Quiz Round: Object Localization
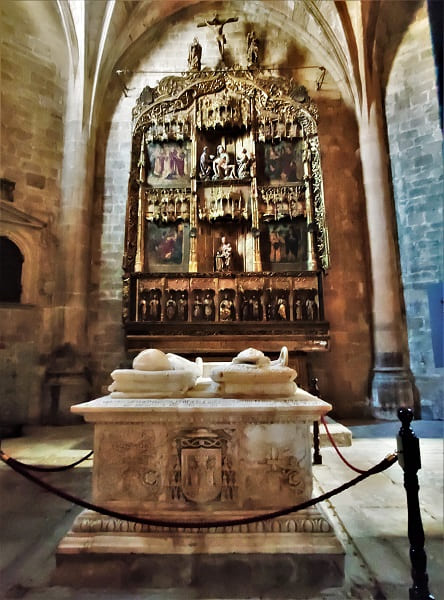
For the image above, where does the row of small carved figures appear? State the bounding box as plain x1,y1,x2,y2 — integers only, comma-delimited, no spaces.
142,123,305,145
144,121,191,143
144,187,306,223
145,194,190,222
138,289,319,322
196,96,251,132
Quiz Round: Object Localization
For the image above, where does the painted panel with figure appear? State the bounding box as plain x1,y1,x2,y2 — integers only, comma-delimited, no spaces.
263,141,304,184
260,219,308,271
147,142,191,187
145,222,190,272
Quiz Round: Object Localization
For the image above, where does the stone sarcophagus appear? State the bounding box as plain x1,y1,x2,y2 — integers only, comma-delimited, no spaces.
56,348,344,593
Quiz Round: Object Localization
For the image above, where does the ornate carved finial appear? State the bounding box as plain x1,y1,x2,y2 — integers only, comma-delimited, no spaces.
289,84,309,103
188,37,202,72
197,13,239,63
246,31,259,68
137,85,154,106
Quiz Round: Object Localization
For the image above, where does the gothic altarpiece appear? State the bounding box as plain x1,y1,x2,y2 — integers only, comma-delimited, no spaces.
123,54,330,362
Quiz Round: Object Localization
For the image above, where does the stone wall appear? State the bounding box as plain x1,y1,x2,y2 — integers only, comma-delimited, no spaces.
0,0,68,429
385,4,444,419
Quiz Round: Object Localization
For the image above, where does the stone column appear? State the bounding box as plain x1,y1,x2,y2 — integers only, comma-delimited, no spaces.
57,76,94,349
47,70,94,413
358,96,417,419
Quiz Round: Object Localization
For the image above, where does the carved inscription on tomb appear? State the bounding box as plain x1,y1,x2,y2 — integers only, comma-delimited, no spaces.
94,425,167,503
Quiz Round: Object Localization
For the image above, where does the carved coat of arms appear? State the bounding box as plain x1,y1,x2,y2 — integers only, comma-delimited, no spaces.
179,429,222,503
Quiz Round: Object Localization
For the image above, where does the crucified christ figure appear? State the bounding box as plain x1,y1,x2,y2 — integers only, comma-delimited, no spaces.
197,13,239,63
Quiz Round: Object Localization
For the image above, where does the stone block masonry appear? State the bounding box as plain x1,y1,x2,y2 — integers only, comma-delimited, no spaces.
386,5,444,419
0,0,69,428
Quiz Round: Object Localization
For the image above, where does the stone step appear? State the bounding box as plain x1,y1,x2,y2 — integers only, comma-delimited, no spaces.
311,418,352,447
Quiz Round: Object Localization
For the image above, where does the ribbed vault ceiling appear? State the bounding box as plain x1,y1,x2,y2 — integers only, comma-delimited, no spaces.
11,1,425,124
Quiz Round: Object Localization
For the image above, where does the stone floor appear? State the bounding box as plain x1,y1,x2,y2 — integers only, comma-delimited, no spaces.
0,419,442,600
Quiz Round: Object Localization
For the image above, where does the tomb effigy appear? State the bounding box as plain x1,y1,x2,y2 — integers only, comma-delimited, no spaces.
108,348,202,398
56,347,344,593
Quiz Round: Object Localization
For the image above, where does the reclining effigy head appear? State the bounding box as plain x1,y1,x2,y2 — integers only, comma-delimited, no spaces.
210,346,297,398
108,349,201,398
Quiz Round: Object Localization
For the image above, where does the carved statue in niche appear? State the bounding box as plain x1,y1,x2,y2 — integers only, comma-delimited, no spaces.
241,295,250,321
197,14,238,63
193,294,204,320
188,37,202,71
219,292,235,321
165,292,177,321
213,145,236,180
139,297,148,321
306,296,319,321
295,298,303,320
247,31,259,67
251,294,261,320
149,292,161,321
177,292,188,321
276,296,288,320
199,146,213,180
236,148,251,179
203,293,215,321
240,292,260,321
215,235,232,272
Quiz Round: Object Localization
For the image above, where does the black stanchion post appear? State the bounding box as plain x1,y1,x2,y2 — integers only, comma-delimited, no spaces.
309,376,322,465
397,407,435,600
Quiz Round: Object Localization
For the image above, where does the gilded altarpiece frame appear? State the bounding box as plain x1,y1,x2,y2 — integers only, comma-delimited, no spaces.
123,68,330,357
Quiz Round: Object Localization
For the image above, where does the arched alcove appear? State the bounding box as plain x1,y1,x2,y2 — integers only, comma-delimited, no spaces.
0,237,23,303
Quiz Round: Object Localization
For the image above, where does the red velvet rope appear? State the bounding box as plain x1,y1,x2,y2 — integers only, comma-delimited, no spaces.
320,415,366,474
3,450,93,472
0,448,397,529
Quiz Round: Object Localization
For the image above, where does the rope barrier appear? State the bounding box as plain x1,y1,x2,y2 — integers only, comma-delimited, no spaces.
1,450,94,472
321,415,366,474
0,448,397,530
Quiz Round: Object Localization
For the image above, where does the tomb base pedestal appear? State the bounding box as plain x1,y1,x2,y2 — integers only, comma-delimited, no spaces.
56,392,344,595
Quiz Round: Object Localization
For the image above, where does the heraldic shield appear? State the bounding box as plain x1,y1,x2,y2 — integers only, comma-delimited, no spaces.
180,429,222,503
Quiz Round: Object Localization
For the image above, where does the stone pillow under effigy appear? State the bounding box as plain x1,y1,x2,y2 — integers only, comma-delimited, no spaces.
108,349,200,398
